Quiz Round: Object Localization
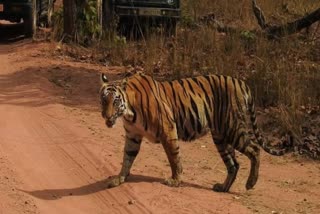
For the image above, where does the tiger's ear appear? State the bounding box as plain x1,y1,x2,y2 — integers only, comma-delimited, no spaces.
100,73,109,84
121,78,128,90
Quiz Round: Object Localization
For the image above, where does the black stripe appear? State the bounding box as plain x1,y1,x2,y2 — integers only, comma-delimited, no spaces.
135,79,150,131
189,109,196,133
178,79,187,97
204,75,218,130
169,81,178,109
119,89,137,123
197,78,212,110
141,75,154,92
178,93,187,120
171,151,179,156
129,138,141,144
234,132,245,152
158,83,175,126
142,77,164,138
190,97,202,133
239,81,248,99
171,147,180,155
204,103,212,128
211,76,220,132
124,126,130,133
218,75,225,132
223,76,230,133
235,81,245,119
131,106,137,123
126,150,139,157
177,94,189,139
159,83,171,107
131,82,148,130
190,97,199,118
181,115,190,140
186,79,195,94
165,82,177,122
245,82,250,94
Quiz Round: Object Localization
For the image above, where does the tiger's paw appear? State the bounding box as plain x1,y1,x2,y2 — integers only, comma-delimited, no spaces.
245,178,257,190
212,183,228,192
163,177,181,187
106,175,125,188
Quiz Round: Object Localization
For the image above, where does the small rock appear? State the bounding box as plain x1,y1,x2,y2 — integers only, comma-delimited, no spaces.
233,196,240,200
128,200,136,205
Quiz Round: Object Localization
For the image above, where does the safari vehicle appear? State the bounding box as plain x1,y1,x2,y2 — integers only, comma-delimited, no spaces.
104,0,181,35
0,0,54,37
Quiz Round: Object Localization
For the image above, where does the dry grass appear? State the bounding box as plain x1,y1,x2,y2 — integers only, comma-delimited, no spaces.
56,0,320,138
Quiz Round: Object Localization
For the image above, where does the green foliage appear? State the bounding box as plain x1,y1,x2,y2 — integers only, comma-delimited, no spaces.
240,30,256,51
114,36,127,46
75,0,102,44
52,0,101,44
179,14,197,28
240,30,256,41
52,7,64,41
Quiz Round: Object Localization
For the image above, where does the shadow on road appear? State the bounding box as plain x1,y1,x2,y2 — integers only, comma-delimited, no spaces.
0,63,122,111
20,174,211,200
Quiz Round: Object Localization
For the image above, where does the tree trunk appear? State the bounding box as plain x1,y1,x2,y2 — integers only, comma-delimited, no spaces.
63,0,76,37
97,0,103,27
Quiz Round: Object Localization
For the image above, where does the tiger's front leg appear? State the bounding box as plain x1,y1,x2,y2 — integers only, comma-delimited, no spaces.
107,134,142,188
162,139,183,187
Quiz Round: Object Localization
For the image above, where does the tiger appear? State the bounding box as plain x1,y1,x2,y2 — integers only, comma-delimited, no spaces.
99,72,290,192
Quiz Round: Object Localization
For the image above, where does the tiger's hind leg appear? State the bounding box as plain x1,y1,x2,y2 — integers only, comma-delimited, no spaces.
213,142,239,192
236,135,260,190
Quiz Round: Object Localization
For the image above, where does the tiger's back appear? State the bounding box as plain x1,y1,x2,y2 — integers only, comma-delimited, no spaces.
124,74,250,144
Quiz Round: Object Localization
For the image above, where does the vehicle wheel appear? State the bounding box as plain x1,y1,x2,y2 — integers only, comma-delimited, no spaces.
165,18,177,36
24,0,37,37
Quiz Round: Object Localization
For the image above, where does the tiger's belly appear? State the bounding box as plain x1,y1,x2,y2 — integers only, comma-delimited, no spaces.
178,125,210,141
123,114,211,143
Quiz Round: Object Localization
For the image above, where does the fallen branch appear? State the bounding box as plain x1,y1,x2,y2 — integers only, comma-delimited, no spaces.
267,8,320,39
252,0,320,39
198,1,320,40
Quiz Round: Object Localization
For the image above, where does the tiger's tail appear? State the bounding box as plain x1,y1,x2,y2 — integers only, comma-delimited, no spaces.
247,94,290,156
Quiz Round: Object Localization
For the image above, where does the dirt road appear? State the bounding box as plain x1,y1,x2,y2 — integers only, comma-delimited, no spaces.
0,24,320,214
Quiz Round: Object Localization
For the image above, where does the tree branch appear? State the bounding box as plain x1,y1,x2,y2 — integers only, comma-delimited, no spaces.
266,8,320,39
252,0,268,29
252,0,320,39
198,2,320,40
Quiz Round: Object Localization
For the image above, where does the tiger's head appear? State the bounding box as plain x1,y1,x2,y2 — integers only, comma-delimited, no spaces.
100,73,129,128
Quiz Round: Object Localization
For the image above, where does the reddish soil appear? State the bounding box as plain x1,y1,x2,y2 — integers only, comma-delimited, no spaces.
1,23,320,214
